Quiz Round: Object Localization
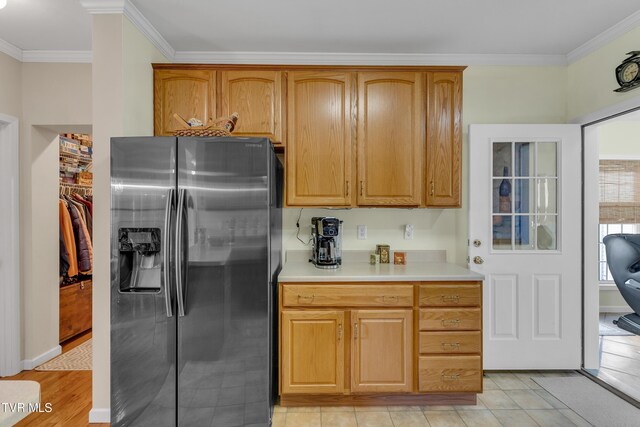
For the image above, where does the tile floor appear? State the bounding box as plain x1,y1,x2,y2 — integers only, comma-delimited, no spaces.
273,371,593,427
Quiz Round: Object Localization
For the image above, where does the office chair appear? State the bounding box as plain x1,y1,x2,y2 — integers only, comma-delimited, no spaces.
603,233,640,335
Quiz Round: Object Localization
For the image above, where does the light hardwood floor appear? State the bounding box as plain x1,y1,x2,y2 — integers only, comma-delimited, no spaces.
596,333,640,403
1,331,107,427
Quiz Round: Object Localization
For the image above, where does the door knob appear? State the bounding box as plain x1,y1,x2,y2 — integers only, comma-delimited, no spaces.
473,256,484,265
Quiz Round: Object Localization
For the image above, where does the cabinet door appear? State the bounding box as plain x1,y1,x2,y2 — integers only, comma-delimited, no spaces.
154,69,216,136
352,309,413,393
220,70,284,145
357,72,423,206
287,71,354,206
281,310,345,394
426,71,462,207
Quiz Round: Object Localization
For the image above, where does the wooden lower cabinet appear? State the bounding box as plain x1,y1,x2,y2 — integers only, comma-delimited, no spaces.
352,310,412,392
279,281,483,405
281,310,345,394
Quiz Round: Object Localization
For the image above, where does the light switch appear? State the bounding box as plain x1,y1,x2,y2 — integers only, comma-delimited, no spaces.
404,224,414,240
357,225,367,240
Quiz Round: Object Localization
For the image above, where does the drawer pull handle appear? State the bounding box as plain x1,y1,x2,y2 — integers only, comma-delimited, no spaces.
442,295,460,303
383,295,398,303
441,319,461,327
297,294,315,303
337,322,343,341
441,342,461,350
354,323,358,340
442,374,460,381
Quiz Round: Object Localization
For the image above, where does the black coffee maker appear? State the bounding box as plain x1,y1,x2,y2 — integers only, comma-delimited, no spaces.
311,217,343,269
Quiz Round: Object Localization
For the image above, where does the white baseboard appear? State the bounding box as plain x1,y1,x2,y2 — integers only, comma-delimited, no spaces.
21,345,61,370
600,305,633,313
89,408,110,423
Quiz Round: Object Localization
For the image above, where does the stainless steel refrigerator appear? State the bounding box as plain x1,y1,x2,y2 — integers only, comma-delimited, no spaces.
110,137,282,427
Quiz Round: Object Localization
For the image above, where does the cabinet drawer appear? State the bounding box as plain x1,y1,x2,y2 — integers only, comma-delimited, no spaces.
419,282,481,307
419,331,481,354
419,308,481,331
419,355,482,392
282,284,413,307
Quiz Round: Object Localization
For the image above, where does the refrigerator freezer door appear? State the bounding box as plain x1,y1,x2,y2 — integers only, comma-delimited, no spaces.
176,137,272,427
111,137,177,427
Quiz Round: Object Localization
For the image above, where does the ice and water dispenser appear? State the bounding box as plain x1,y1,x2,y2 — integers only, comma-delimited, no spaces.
118,228,162,292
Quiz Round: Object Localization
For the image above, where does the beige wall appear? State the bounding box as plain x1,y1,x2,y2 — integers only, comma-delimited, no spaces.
282,66,568,266
19,63,92,361
91,14,168,415
568,26,640,121
0,52,22,118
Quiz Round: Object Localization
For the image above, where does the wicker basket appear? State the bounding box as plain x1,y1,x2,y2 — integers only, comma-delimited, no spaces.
171,113,238,137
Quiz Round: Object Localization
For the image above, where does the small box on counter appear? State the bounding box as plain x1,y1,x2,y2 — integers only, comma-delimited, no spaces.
376,244,390,264
393,251,406,265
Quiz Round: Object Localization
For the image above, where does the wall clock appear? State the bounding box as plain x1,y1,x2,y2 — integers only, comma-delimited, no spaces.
614,51,640,92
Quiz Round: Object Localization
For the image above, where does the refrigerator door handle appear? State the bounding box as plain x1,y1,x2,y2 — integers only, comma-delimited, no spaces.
163,188,175,318
175,188,186,317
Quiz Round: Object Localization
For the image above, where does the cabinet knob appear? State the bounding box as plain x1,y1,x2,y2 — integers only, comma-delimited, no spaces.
441,342,461,351
430,181,435,196
473,239,481,247
345,180,349,197
442,374,460,381
354,323,358,339
337,323,343,341
360,181,364,196
473,256,484,265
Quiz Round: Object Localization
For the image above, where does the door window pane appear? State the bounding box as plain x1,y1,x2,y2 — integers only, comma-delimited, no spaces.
536,178,557,214
493,215,512,249
493,178,512,213
537,142,557,177
515,142,534,177
514,178,534,214
493,142,512,177
514,215,535,250
537,215,557,250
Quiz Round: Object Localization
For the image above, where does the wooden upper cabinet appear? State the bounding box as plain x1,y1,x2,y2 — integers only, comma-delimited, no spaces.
426,71,462,207
154,69,216,136
287,71,354,206
357,72,423,206
351,309,413,393
281,310,345,394
220,70,284,145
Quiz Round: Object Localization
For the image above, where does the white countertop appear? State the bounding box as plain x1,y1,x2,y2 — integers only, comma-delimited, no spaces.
279,258,484,282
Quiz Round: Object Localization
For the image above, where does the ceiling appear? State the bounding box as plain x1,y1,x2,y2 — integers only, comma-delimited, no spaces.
0,0,639,58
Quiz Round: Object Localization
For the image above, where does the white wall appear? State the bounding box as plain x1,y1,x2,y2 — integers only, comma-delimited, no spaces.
91,14,168,420
283,66,569,266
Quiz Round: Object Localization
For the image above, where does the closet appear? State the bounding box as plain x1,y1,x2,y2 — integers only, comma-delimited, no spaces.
59,134,93,343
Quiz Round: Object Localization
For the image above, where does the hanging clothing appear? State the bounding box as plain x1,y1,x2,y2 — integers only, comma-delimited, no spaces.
60,228,70,277
59,199,78,277
67,201,92,274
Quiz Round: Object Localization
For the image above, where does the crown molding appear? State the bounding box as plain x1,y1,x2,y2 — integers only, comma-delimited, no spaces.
22,50,92,63
79,0,175,60
0,38,23,61
567,9,640,64
173,51,567,66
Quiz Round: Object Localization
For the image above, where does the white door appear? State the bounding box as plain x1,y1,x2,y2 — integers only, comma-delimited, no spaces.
469,124,581,369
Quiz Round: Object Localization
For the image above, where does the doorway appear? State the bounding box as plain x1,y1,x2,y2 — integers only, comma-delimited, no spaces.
583,108,640,403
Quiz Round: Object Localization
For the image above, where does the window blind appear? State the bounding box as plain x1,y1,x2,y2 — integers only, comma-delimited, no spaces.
600,160,640,224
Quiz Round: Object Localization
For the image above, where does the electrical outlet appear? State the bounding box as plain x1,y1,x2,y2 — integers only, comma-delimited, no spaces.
357,225,367,240
404,224,414,240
